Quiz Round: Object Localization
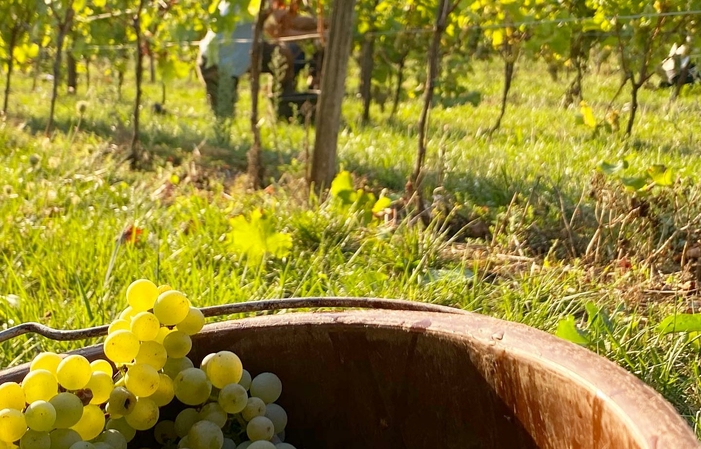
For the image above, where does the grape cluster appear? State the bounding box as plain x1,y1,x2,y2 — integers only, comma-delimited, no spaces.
0,279,297,449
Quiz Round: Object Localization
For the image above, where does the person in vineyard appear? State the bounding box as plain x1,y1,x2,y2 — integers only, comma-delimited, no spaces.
197,0,326,117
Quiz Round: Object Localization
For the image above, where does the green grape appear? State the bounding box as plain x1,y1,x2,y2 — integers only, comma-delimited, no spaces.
153,291,190,326
130,312,160,341
149,374,175,407
162,357,194,380
134,341,167,370
48,429,81,449
237,442,252,449
70,404,104,440
107,319,130,335
250,373,282,404
187,420,223,449
205,351,243,389
222,438,236,449
0,382,26,410
247,442,275,449
247,416,275,441
274,444,296,449
176,307,205,335
23,369,58,403
94,429,127,449
126,279,159,312
25,400,57,431
49,393,84,428
30,352,62,376
107,387,136,416
218,383,248,414
118,307,136,321
242,397,266,422
20,430,51,449
173,408,199,438
265,404,288,434
68,442,95,449
104,331,140,364
239,369,252,391
124,398,159,431
86,372,113,405
0,408,26,442
105,418,136,442
162,331,192,358
56,355,92,391
93,444,113,449
177,436,189,448
199,353,215,375
125,363,160,398
198,402,227,428
154,327,172,344
174,368,211,406
157,284,172,294
154,420,177,445
89,360,113,376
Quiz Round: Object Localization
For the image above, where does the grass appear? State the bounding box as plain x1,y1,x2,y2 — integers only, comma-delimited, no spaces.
2,56,701,437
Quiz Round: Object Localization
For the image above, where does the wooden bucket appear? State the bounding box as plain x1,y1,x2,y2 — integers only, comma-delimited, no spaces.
0,302,698,448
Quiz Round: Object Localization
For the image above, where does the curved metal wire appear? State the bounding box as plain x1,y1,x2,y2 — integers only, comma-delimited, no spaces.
0,297,467,344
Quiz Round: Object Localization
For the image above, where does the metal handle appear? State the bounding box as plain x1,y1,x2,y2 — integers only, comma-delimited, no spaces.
0,297,467,344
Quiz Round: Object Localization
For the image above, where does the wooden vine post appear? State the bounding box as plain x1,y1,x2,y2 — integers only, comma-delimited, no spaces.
247,0,268,189
309,0,357,191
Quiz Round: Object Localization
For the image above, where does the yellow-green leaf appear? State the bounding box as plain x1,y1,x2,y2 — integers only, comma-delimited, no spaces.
579,101,596,128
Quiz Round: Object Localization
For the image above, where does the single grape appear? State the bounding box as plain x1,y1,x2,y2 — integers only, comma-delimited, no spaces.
125,363,160,398
134,341,167,370
49,392,84,428
153,290,190,325
30,352,62,375
173,408,200,438
242,397,266,422
157,284,172,294
237,442,252,449
48,429,81,449
124,397,159,431
265,403,288,434
162,357,194,379
70,404,104,440
239,369,252,391
247,416,275,441
68,442,95,449
0,408,26,442
107,319,131,335
218,383,248,414
173,368,211,406
188,420,223,449
153,420,177,445
89,360,113,376
105,418,137,442
118,307,137,321
94,429,127,449
126,279,159,312
22,369,58,403
130,312,161,341
198,402,227,428
104,331,140,364
107,387,136,416
271,435,282,444
20,430,51,449
149,373,175,407
250,373,282,404
176,307,205,335
163,331,192,358
0,382,26,410
85,371,113,405
205,351,242,389
25,400,57,431
177,436,190,448
247,442,275,449
56,355,92,391
222,437,236,449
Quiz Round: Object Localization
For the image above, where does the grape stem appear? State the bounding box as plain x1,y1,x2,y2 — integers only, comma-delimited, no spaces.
0,297,469,344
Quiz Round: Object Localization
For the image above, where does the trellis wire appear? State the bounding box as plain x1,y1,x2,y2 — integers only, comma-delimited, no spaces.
0,297,468,344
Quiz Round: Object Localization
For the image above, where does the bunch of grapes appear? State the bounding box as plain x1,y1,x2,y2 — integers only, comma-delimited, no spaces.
0,279,297,449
